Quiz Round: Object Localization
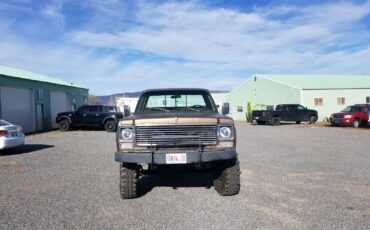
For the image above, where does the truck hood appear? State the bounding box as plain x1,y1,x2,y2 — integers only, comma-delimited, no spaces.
331,112,353,116
119,112,233,126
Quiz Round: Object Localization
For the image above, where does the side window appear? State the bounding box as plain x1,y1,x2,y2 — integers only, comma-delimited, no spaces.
78,106,88,113
297,105,305,110
89,106,98,113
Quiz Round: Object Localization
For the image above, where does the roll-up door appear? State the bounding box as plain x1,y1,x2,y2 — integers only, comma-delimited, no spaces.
50,91,69,128
1,87,34,132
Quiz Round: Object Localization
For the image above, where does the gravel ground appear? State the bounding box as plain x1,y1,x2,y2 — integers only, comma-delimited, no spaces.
0,124,369,230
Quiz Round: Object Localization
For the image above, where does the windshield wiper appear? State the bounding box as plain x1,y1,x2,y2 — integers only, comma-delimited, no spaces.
185,107,200,112
151,107,170,112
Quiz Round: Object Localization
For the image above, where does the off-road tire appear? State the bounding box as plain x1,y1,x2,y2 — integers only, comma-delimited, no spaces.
352,119,360,128
308,115,317,124
296,121,301,124
104,120,117,132
271,117,280,126
213,158,241,196
58,120,70,131
120,163,138,199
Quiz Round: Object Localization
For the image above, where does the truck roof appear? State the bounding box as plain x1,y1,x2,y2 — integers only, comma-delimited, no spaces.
141,88,211,94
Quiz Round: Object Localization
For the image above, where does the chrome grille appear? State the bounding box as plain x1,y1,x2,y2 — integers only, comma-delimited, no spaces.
333,115,343,119
135,125,217,146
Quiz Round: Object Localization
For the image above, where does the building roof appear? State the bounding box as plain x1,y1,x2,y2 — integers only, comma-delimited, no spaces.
256,74,370,90
0,65,87,89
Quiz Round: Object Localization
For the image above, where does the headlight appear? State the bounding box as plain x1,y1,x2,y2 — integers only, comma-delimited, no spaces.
344,115,352,119
121,128,133,140
219,126,233,139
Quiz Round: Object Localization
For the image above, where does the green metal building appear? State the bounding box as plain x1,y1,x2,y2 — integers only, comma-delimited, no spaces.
226,75,370,121
0,65,88,132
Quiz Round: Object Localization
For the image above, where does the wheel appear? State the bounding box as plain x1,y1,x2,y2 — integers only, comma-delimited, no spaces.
296,121,301,124
58,120,70,131
120,163,139,199
308,115,317,124
104,120,117,132
271,117,280,126
352,119,360,128
213,158,241,196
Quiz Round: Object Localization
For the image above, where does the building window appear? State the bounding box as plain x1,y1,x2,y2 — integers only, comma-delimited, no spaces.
36,89,44,101
337,97,345,105
237,106,243,112
367,97,370,103
314,98,323,106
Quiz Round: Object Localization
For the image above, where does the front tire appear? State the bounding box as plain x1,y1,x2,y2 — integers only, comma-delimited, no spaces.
352,119,360,128
120,163,138,199
213,158,241,196
271,117,280,126
104,120,117,132
308,115,317,124
58,120,70,131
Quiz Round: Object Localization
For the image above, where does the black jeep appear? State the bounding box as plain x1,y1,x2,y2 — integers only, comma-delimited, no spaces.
56,105,124,132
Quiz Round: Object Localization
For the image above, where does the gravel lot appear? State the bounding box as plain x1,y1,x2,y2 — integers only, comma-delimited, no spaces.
0,124,369,230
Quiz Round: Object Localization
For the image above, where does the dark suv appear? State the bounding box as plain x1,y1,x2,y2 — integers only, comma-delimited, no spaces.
56,105,124,132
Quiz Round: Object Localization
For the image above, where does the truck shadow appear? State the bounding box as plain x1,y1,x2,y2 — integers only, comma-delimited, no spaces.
0,144,54,156
137,172,214,197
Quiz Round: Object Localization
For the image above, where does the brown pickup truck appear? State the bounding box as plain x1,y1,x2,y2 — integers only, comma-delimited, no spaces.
114,88,240,199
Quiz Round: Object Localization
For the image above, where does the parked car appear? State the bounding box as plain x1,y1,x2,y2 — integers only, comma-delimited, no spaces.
330,104,370,128
0,119,25,150
252,104,318,125
115,88,240,199
56,105,124,132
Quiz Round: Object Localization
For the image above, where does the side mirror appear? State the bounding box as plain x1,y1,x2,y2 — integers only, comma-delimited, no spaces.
222,103,230,115
124,105,131,117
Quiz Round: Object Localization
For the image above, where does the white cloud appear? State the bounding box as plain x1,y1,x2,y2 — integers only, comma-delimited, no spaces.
1,0,370,95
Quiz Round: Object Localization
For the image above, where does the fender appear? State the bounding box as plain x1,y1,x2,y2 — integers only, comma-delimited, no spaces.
57,116,72,123
103,116,117,125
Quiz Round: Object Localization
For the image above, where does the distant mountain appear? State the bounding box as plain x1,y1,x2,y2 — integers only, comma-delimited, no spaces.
96,90,229,105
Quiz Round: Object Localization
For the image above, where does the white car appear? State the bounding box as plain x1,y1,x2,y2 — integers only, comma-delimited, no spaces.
0,119,25,150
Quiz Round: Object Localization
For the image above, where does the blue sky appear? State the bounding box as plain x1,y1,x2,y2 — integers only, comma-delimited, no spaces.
1,0,370,95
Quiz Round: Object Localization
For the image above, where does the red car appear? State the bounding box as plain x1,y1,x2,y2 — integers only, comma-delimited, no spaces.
330,104,370,128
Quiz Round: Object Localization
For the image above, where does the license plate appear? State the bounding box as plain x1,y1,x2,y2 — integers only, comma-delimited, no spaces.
166,153,187,164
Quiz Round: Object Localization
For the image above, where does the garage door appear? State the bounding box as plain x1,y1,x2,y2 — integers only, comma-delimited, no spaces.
50,91,69,128
1,87,34,132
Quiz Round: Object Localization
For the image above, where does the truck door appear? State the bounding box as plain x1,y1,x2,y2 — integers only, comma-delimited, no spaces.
74,105,89,125
86,106,102,125
288,105,305,121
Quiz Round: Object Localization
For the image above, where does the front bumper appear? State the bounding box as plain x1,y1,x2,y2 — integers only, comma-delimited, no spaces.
115,150,237,164
330,118,353,125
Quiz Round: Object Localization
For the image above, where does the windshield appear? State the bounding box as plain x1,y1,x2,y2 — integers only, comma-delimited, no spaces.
341,106,362,112
136,91,217,113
